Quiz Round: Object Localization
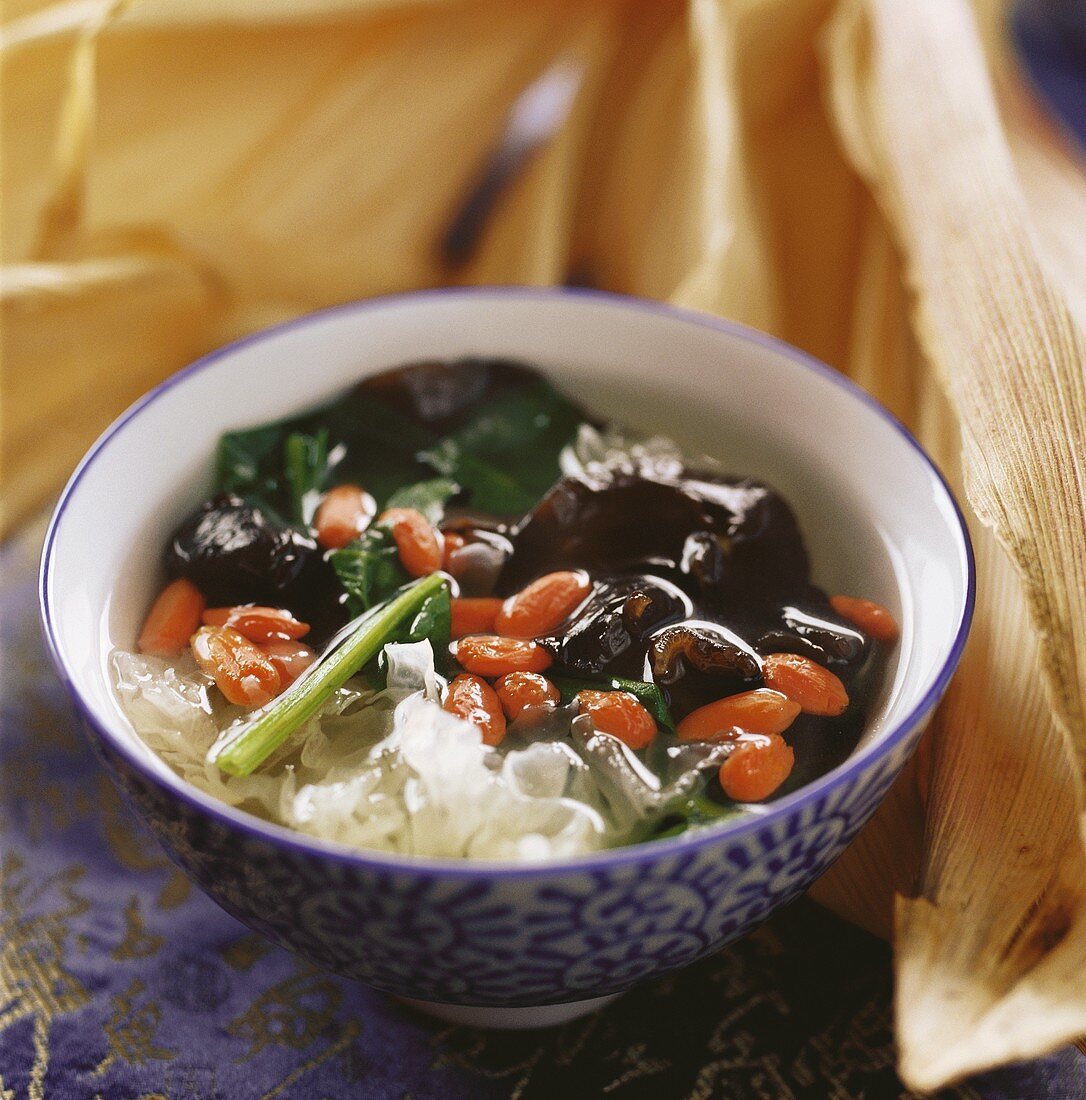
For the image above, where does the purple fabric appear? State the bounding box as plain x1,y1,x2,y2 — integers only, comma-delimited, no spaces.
5,525,1085,1096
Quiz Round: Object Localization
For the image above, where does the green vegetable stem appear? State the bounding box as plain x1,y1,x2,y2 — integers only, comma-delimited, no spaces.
284,429,329,525
212,573,448,777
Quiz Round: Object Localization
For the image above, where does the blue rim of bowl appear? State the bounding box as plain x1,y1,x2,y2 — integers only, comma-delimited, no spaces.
38,286,976,878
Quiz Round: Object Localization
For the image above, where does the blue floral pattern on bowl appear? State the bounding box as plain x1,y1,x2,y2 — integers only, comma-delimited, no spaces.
91,706,926,1008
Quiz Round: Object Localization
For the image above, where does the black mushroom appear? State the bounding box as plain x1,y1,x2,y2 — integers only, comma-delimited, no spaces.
165,493,348,645
756,600,868,666
539,575,689,677
501,475,702,587
437,523,512,597
493,457,877,732
355,358,543,432
501,468,810,603
650,623,761,684
165,494,315,599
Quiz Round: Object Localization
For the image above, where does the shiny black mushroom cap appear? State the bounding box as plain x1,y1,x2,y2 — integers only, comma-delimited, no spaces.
501,469,810,602
165,493,316,603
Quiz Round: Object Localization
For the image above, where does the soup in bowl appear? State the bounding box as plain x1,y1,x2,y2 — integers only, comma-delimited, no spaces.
40,288,973,1026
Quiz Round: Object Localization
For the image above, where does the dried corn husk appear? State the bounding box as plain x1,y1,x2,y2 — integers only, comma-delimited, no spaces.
821,0,1086,1085
2,0,1085,1085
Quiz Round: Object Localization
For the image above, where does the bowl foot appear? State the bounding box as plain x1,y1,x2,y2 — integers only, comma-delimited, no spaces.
396,992,622,1029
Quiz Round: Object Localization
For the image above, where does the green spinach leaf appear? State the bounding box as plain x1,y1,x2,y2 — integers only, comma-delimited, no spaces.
382,586,452,669
367,584,453,688
330,526,408,614
401,586,452,652
215,425,285,516
419,442,532,515
384,477,460,525
632,793,743,844
212,361,587,531
215,423,332,524
417,377,585,515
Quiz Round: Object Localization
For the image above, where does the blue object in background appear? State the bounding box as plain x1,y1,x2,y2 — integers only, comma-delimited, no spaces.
1013,0,1086,151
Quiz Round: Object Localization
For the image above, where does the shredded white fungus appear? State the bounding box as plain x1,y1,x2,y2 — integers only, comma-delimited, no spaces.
560,424,717,484
114,641,612,860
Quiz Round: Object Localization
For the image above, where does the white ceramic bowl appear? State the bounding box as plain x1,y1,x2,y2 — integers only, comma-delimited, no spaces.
41,289,973,1027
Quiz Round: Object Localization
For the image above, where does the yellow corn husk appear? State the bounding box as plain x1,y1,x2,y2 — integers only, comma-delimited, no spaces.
2,0,1085,1085
819,0,1086,1084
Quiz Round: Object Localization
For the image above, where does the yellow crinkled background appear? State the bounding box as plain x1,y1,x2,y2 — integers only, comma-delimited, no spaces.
3,0,1085,1086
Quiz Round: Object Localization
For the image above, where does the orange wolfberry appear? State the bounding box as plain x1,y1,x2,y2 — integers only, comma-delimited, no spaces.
830,595,900,643
443,674,506,746
441,531,466,567
762,653,848,716
201,605,310,644
138,578,206,657
452,635,553,677
718,733,794,802
495,570,592,638
576,690,658,749
191,626,281,708
315,484,377,549
450,598,503,638
495,672,560,721
261,640,317,688
676,689,800,742
379,507,443,577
